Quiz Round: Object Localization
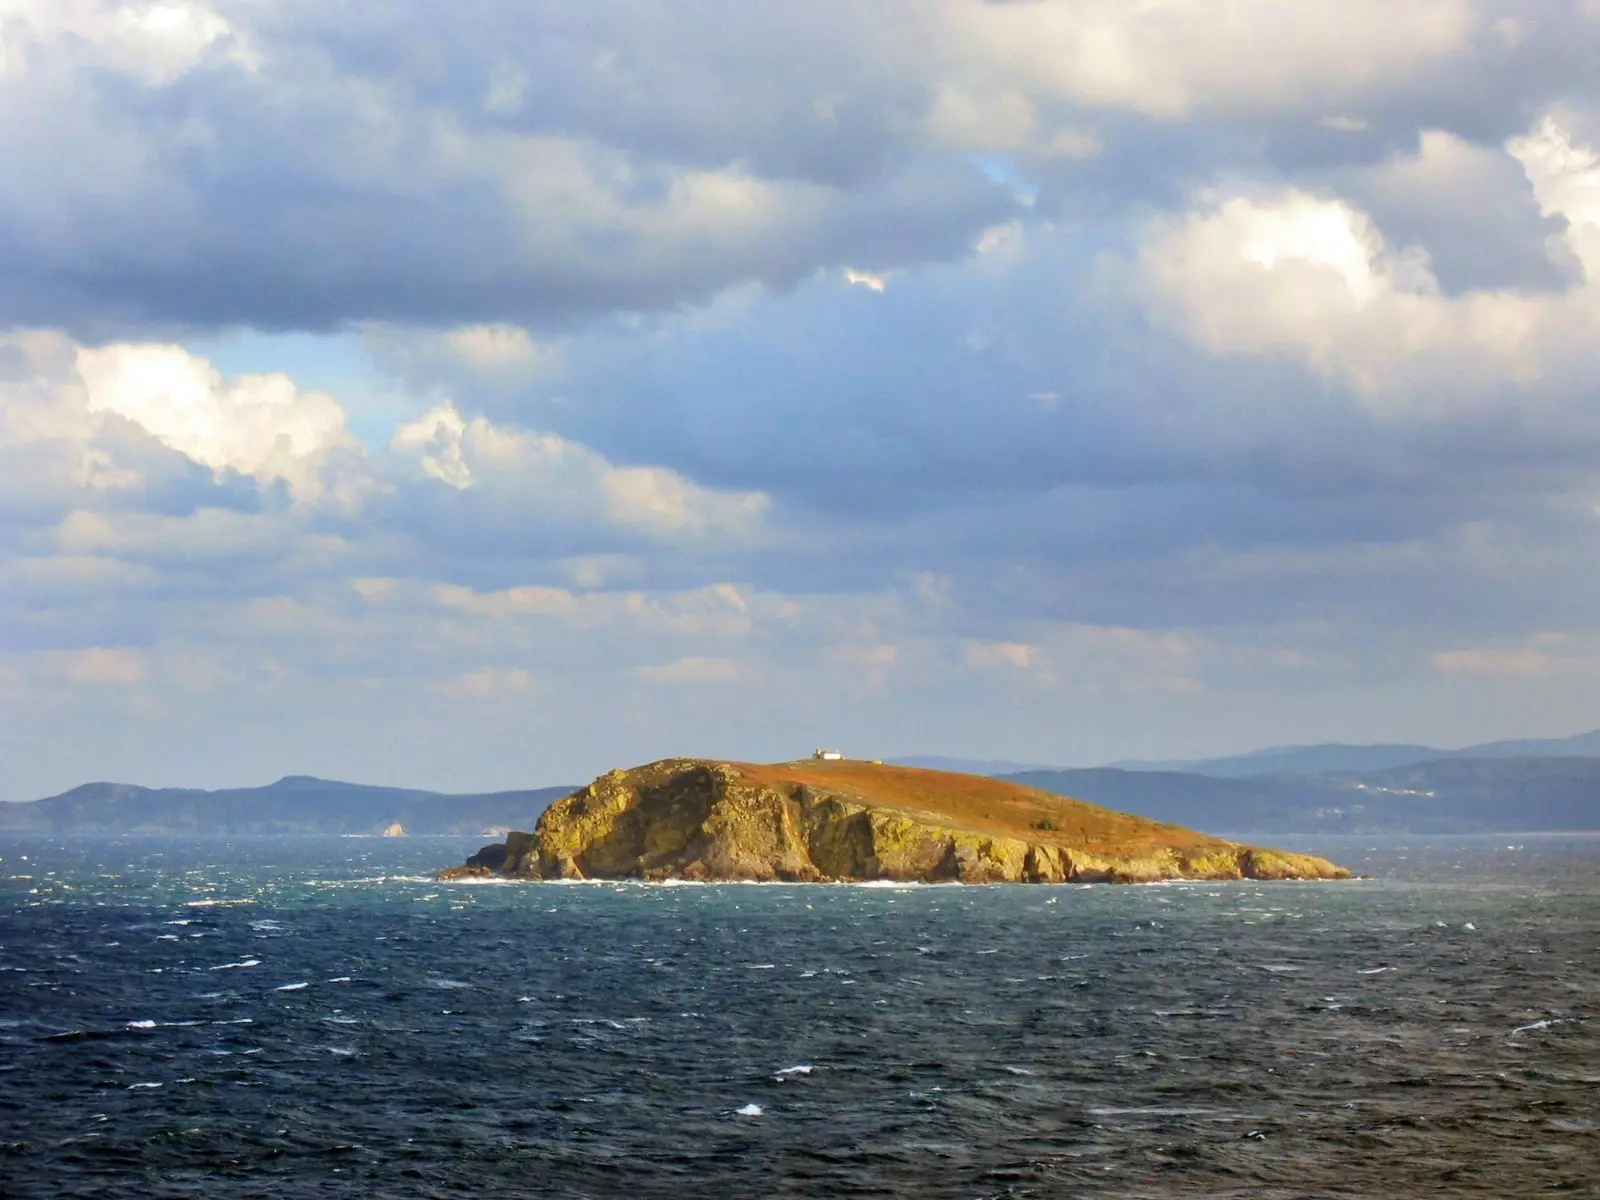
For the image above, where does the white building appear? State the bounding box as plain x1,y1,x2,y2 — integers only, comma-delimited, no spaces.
812,748,843,761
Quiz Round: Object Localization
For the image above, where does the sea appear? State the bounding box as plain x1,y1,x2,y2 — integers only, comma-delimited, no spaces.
1,834,1596,1199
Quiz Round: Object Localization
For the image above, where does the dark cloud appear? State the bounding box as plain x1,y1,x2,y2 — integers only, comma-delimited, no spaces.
2,1,1596,335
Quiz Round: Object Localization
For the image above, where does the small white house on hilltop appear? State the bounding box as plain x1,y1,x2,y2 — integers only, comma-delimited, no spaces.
812,748,843,761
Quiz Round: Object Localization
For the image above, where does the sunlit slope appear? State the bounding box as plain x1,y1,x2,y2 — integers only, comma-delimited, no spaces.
440,758,1351,884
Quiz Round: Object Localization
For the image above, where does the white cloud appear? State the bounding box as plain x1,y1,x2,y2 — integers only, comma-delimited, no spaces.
432,580,755,640
0,0,248,84
939,0,1476,120
1432,635,1597,679
390,401,769,541
1138,115,1600,410
962,625,1206,694
1513,114,1600,279
965,641,1037,671
76,343,354,496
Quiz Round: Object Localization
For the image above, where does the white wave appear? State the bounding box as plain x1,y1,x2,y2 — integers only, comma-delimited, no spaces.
126,1020,157,1029
303,875,435,886
1511,1018,1572,1035
745,963,776,970
272,982,309,992
126,1082,163,1090
1259,964,1301,973
734,1103,763,1117
327,976,352,983
774,1065,813,1080
441,876,519,885
185,899,253,907
1357,967,1394,975
428,979,473,989
208,959,262,971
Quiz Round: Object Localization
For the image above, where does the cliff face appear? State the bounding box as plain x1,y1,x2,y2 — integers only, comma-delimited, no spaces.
438,758,1350,884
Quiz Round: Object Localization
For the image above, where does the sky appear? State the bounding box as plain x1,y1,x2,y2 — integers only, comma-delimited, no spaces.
3,0,1600,801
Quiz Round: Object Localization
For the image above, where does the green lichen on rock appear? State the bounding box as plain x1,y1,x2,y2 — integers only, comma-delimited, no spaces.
438,757,1351,885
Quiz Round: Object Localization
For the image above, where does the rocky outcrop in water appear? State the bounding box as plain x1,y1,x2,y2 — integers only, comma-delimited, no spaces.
437,758,1349,884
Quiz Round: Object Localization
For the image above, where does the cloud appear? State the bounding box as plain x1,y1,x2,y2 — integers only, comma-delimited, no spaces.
633,656,748,686
1432,635,1597,679
59,646,145,685
9,2,1597,338
0,330,261,526
1348,128,1576,292
389,400,769,543
965,641,1037,672
436,666,535,697
0,0,249,85
843,268,887,292
6,4,1600,799
940,0,1478,120
1137,115,1600,410
77,343,354,496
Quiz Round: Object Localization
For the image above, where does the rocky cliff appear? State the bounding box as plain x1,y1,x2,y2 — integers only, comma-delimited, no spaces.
438,758,1350,884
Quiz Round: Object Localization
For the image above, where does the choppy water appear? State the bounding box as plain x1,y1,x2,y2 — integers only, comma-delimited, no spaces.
1,835,1597,1198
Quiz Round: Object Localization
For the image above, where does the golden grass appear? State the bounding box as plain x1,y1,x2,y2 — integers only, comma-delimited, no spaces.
722,758,1227,853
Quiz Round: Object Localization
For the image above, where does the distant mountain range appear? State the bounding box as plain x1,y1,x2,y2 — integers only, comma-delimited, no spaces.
6,730,1599,837
896,734,1600,832
1101,729,1600,778
0,776,572,836
1004,756,1600,834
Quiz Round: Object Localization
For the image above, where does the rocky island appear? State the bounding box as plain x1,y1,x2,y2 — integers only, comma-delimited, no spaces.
438,758,1349,884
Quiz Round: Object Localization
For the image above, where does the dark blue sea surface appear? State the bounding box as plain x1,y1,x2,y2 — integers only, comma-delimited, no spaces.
1,834,1597,1198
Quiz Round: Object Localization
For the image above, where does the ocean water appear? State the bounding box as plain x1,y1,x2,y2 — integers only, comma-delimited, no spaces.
1,835,1596,1198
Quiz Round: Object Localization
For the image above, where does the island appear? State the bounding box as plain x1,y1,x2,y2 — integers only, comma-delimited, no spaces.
437,757,1350,883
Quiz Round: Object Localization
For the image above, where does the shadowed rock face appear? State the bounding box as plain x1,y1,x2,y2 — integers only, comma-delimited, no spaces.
437,758,1351,884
